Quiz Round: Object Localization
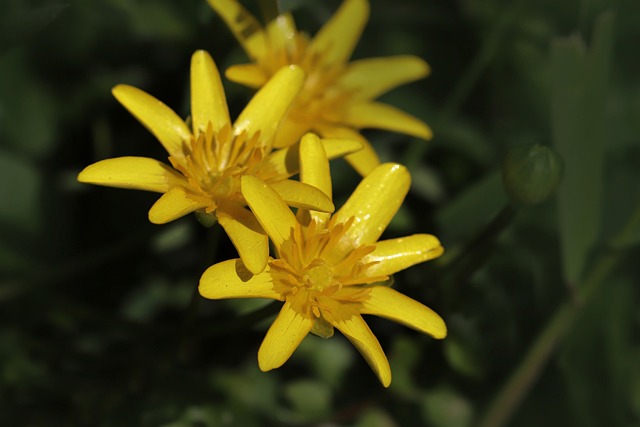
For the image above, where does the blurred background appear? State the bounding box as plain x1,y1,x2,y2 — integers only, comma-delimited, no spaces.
1,0,639,425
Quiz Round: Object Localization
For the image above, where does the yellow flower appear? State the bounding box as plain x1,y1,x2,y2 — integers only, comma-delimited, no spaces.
207,0,432,176
78,50,361,274
199,134,446,387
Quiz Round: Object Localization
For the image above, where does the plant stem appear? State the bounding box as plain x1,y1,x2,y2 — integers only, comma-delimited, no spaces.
475,205,639,427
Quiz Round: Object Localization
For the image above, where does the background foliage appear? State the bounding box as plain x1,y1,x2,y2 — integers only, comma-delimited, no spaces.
1,0,639,426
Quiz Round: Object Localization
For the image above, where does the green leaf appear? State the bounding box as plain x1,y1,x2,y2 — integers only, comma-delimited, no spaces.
420,386,474,427
436,170,506,240
0,151,42,235
550,11,614,285
284,379,332,421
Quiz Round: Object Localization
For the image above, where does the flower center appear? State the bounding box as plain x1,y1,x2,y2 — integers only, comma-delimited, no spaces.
168,123,266,211
303,262,334,291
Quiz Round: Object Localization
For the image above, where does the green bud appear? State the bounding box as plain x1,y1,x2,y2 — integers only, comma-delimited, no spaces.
502,144,564,206
195,210,218,228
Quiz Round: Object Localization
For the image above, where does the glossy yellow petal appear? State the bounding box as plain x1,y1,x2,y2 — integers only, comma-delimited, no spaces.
258,299,314,371
363,234,444,277
199,259,281,300
316,126,377,176
261,144,301,180
112,85,191,159
206,0,267,61
269,180,334,213
297,133,332,225
217,202,269,275
308,0,369,67
190,50,230,135
321,138,364,160
324,303,391,387
274,116,310,149
77,157,185,193
332,163,410,251
299,133,331,200
339,56,430,101
361,286,447,339
265,13,297,57
234,65,304,148
241,175,296,251
148,187,206,224
225,63,268,88
344,102,433,140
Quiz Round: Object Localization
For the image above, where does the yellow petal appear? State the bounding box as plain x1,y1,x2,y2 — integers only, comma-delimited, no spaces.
112,85,191,159
258,299,314,371
199,258,281,300
234,65,305,148
344,102,433,140
148,187,206,224
332,163,410,251
77,157,186,193
298,133,332,225
225,63,268,88
299,133,331,200
363,234,444,277
217,201,269,275
361,286,447,339
269,180,334,213
316,126,378,176
190,50,230,136
321,137,364,160
273,116,310,149
339,56,430,101
308,0,369,67
261,144,301,180
324,303,391,387
265,13,297,57
206,0,267,61
241,175,296,251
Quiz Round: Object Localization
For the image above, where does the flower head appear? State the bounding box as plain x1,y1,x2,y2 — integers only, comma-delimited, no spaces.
207,0,432,176
199,134,445,387
78,50,361,274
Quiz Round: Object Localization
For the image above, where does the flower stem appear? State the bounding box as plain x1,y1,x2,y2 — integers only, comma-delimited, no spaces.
475,205,640,427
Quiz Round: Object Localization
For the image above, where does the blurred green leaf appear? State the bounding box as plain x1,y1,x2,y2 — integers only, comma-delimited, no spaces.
0,4,68,53
297,335,354,387
284,379,332,421
436,170,506,240
551,11,614,285
388,336,421,396
356,408,399,427
421,386,474,427
0,151,42,235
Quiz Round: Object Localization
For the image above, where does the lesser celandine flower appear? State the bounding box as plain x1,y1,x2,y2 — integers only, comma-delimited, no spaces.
199,134,446,387
78,50,361,274
207,0,432,176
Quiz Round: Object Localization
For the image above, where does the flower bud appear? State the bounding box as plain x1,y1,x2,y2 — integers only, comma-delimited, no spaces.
502,144,563,206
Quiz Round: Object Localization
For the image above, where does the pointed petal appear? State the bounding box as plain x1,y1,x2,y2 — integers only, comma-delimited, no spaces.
308,0,369,67
332,163,410,251
112,85,191,159
316,126,378,177
363,234,444,277
324,303,391,387
148,187,207,224
199,258,281,300
234,65,304,148
206,0,267,61
273,116,310,148
297,133,332,225
265,13,297,57
269,180,334,213
258,299,314,371
344,102,433,140
321,138,364,160
361,286,447,339
299,133,332,198
217,202,269,275
241,175,296,251
77,157,186,193
261,144,301,180
339,56,430,101
190,50,230,135
225,63,268,88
